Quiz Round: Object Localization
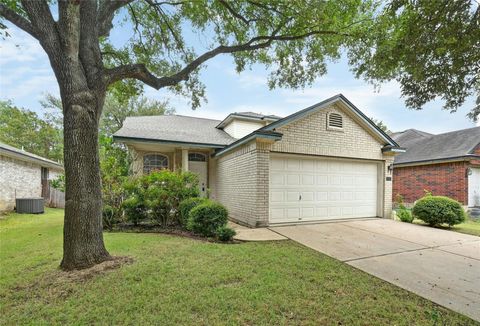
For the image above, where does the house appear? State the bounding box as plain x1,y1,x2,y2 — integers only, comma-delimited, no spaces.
114,94,404,227
390,127,480,207
0,142,64,212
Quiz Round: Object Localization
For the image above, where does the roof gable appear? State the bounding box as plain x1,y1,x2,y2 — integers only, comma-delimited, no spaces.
260,94,400,148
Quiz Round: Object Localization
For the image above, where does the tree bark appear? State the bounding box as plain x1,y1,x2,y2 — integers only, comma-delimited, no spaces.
60,89,110,270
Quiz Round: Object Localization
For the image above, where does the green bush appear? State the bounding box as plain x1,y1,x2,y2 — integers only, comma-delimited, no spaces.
123,170,200,226
179,197,208,227
397,208,413,223
412,196,466,226
216,226,236,242
187,201,228,237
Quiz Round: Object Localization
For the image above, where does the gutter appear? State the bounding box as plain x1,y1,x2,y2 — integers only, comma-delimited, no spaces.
393,155,480,167
113,135,228,149
0,147,63,170
212,130,283,158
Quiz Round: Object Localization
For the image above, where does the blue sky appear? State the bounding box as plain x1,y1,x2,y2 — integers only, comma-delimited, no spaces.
0,22,478,134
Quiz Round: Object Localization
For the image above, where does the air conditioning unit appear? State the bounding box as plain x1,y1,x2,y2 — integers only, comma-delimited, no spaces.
15,198,45,214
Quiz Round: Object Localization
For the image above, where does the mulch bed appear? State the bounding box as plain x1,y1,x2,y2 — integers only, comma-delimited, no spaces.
107,224,241,244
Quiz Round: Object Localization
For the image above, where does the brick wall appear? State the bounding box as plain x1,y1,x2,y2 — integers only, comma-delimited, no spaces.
215,141,265,227
272,104,385,160
0,155,42,212
392,161,469,205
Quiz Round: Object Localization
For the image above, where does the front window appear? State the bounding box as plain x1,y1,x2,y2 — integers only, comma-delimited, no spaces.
188,152,206,162
143,154,168,174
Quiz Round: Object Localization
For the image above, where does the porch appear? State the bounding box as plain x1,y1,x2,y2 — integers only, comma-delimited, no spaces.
126,141,218,197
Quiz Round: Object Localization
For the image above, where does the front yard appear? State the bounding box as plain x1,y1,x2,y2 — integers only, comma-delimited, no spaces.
0,209,477,325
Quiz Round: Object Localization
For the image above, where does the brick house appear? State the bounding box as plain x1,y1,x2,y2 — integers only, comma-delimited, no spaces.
114,94,404,227
0,142,64,212
391,127,480,207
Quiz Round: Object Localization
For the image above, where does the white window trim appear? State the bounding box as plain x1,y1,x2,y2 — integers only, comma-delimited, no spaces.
143,153,169,174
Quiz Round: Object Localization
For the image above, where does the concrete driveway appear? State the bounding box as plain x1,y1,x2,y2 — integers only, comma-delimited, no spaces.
270,219,480,321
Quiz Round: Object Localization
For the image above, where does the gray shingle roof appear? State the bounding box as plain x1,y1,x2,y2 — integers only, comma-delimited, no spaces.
0,142,63,169
113,115,237,146
391,127,480,164
390,129,433,149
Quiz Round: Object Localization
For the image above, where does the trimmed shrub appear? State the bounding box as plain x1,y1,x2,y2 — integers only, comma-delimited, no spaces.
122,170,200,226
216,226,236,242
397,208,413,223
187,201,228,237
412,196,466,226
179,197,208,227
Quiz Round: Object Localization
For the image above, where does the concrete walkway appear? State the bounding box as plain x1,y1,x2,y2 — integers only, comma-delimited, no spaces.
271,219,480,321
229,222,287,241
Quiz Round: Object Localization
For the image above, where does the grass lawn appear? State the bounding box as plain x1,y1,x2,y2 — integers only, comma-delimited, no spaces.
1,209,477,325
412,218,480,237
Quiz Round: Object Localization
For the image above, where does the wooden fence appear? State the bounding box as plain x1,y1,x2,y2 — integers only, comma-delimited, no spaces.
47,187,65,208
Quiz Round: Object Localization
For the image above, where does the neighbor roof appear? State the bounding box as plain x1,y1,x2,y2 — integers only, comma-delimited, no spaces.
389,129,433,149
391,126,480,165
113,115,237,147
0,142,63,170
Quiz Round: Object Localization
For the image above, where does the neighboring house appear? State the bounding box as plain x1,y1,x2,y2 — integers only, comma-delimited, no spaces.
391,127,480,207
114,94,403,227
0,142,64,212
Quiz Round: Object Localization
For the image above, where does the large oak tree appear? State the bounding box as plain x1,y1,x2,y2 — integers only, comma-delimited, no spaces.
1,0,478,270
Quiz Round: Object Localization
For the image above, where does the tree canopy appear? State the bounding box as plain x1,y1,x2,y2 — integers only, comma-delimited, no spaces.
0,100,63,161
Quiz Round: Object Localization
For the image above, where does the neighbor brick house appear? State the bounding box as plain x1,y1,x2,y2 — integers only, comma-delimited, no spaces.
391,127,480,207
0,142,64,212
114,94,404,227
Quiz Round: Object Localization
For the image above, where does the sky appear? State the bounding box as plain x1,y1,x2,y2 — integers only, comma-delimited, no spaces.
0,22,478,135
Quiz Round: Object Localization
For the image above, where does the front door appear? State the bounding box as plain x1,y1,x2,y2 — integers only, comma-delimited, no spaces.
188,153,208,197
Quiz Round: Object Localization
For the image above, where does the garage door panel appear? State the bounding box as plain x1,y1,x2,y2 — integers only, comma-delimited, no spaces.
270,156,379,223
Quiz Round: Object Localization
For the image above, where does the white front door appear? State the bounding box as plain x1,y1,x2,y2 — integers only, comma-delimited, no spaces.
189,160,208,197
468,167,480,207
269,155,379,224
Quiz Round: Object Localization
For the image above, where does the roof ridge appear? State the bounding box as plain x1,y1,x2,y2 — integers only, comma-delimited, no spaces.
430,125,480,137
126,114,222,122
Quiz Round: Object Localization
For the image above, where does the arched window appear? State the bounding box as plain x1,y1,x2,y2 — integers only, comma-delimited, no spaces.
188,152,206,162
143,154,168,174
327,112,343,130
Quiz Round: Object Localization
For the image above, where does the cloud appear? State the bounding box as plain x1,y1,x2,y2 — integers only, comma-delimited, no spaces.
0,25,59,108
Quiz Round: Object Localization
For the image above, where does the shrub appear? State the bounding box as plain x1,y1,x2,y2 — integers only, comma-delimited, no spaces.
216,226,236,242
397,208,413,223
122,170,200,226
179,197,208,227
187,201,228,237
412,196,466,226
102,205,115,230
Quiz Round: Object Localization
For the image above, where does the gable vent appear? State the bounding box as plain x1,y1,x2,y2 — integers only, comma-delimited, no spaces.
328,113,343,129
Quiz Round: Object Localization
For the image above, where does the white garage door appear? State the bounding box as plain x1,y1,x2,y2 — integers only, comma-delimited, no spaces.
269,155,379,224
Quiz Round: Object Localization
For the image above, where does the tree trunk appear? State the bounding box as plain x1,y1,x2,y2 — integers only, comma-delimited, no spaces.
60,90,110,270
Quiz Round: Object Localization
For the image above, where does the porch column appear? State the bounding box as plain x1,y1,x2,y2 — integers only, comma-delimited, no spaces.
182,148,189,171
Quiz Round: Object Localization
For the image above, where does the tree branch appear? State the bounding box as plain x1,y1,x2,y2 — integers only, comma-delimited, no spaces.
97,0,133,37
105,29,350,89
0,4,39,39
